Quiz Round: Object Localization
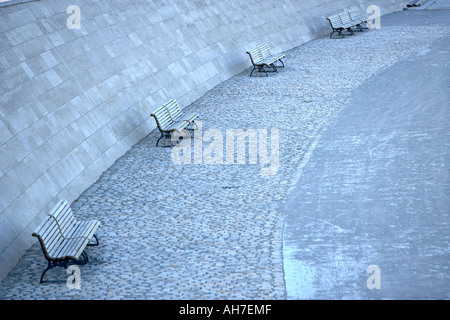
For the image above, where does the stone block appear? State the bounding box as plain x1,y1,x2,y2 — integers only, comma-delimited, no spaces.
0,214,18,254
4,22,43,46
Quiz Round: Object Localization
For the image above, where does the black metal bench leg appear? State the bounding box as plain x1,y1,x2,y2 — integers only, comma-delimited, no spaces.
156,133,172,147
39,260,74,283
330,29,344,39
337,29,345,38
81,251,88,264
87,234,99,246
156,133,164,146
40,261,56,284
257,66,268,77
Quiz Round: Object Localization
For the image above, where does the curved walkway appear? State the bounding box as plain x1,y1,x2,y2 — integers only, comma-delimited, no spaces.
0,9,448,299
283,19,450,299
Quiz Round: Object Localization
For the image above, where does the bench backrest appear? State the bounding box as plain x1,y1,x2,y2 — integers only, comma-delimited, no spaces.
33,212,66,261
151,104,173,130
338,11,352,25
49,200,77,236
151,99,188,130
164,99,183,121
258,43,272,60
347,7,362,21
246,43,273,65
246,47,264,65
327,15,342,28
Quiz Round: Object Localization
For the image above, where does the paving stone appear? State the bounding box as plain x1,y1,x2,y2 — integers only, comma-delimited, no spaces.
0,23,448,300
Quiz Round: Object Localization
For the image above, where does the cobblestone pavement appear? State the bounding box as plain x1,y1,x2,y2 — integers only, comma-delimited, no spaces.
0,21,448,299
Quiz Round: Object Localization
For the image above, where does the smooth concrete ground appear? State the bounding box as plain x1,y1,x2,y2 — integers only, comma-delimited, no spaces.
0,6,448,300
283,6,450,299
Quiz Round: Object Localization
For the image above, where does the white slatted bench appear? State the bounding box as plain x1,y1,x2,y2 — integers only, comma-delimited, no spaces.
327,14,355,38
327,8,369,39
246,43,285,77
150,98,199,147
32,200,100,283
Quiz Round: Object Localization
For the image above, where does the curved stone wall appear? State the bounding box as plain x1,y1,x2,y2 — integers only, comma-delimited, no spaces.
0,0,408,282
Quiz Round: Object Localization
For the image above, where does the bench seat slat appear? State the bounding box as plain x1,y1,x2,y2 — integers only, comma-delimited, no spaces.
166,120,190,131
68,220,101,241
182,112,199,123
50,238,76,259
51,237,88,261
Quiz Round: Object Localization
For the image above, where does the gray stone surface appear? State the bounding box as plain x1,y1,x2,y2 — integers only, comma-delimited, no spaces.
0,8,448,299
408,0,450,10
283,11,450,299
0,0,410,282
